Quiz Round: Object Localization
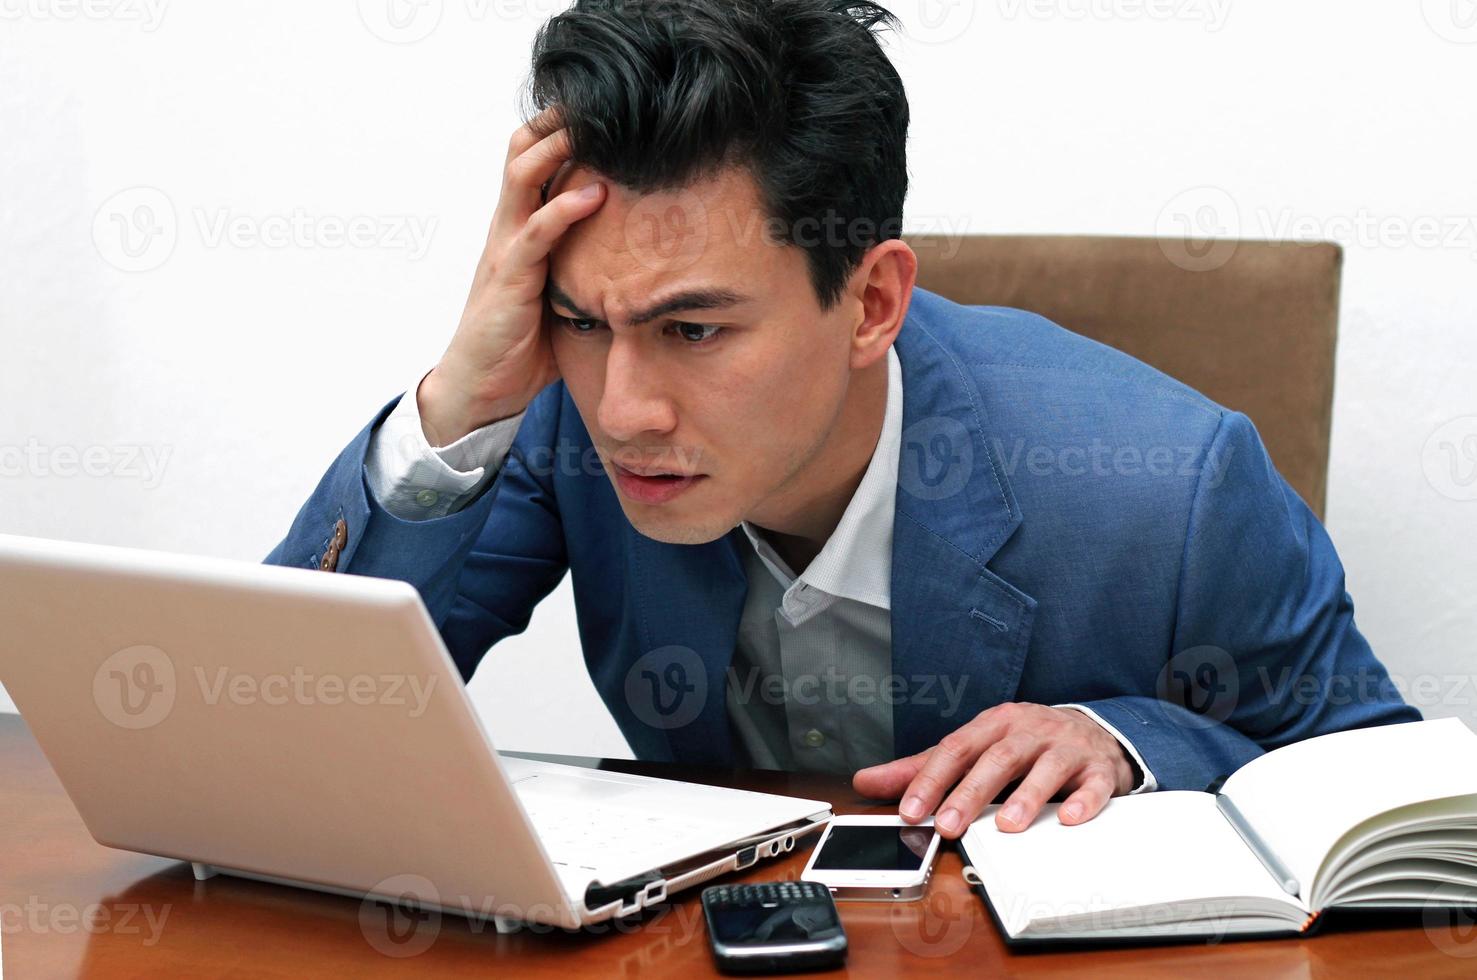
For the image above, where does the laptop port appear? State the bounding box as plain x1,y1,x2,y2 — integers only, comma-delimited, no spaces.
584,870,665,913
736,845,758,869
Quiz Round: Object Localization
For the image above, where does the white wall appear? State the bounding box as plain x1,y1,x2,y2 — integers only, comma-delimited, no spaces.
1,1,1473,750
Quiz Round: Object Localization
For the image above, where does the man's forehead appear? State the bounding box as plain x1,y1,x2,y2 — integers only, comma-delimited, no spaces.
549,163,771,257
548,164,791,315
549,162,764,211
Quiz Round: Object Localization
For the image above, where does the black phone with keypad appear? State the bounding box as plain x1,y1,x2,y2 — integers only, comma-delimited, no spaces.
700,880,847,974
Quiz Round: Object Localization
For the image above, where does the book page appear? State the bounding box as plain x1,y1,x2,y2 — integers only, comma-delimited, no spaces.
1221,718,1477,896
959,791,1307,937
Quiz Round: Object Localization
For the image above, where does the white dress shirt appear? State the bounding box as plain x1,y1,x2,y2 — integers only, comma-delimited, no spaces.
364,374,526,520
363,355,1157,790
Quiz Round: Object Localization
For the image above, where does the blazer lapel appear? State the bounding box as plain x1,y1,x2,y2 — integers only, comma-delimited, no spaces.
889,308,1039,758
628,527,749,767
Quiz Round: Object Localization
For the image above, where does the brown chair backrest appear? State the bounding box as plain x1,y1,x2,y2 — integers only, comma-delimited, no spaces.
905,235,1344,520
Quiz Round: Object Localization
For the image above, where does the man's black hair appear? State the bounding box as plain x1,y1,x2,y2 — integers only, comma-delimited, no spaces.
523,0,910,310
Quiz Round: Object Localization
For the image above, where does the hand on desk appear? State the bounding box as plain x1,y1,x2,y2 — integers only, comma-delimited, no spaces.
851,702,1136,839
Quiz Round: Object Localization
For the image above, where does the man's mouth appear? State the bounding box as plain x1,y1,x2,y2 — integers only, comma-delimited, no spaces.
612,464,706,505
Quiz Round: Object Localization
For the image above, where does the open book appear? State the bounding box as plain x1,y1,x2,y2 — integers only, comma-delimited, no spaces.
958,718,1477,943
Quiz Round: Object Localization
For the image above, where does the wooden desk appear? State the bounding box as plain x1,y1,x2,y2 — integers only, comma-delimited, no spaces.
1,713,1472,977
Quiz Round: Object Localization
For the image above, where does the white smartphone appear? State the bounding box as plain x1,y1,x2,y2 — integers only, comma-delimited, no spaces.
800,814,942,901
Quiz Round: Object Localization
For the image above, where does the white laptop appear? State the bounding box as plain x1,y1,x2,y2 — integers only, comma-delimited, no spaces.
0,533,832,930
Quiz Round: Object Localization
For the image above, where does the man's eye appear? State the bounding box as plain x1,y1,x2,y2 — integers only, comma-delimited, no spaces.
561,317,601,334
669,322,723,345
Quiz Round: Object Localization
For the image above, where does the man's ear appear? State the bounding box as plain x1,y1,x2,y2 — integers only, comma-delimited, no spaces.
849,239,918,371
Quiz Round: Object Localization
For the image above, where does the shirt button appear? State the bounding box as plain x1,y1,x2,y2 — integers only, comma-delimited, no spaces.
803,729,826,748
415,489,439,508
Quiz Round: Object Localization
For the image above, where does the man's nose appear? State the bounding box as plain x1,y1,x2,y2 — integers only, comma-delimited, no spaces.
596,337,676,442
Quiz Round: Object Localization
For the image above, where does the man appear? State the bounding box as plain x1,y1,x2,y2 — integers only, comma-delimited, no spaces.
266,0,1419,840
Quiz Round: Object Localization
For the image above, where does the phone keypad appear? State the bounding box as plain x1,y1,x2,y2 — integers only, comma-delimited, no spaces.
704,881,831,908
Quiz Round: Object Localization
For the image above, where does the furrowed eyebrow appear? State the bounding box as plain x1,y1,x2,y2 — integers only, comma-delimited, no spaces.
547,281,748,327
546,282,595,320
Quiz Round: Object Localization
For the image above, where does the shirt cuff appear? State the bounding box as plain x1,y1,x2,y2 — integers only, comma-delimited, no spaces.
1054,702,1159,795
364,369,526,521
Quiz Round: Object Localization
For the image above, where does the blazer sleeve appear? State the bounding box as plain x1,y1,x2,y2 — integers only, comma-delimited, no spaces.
263,383,570,681
1073,409,1422,790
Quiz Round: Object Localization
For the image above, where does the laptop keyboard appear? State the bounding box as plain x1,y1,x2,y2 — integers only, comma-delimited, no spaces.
519,802,712,871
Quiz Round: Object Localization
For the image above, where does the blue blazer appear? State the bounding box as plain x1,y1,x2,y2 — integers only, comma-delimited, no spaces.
266,287,1420,789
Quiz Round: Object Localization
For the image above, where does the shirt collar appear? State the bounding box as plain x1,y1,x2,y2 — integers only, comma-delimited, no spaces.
740,345,902,611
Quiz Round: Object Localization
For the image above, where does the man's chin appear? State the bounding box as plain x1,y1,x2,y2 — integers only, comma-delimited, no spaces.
620,505,739,547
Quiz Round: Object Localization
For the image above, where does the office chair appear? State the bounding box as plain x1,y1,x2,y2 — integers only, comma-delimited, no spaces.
906,234,1344,520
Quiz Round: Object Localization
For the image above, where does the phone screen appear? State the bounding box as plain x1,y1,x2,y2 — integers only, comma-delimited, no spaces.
708,902,843,946
810,824,937,872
